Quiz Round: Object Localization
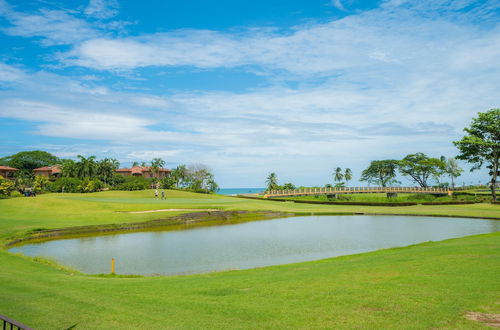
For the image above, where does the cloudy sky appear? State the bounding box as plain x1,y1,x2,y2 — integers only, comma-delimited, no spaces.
0,0,498,187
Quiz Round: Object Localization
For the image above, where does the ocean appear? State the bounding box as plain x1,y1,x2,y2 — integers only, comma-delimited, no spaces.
217,188,265,196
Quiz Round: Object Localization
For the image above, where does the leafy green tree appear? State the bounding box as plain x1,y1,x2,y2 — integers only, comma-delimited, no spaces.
443,157,463,188
132,161,139,167
282,182,296,190
334,167,343,185
360,160,399,187
454,109,500,201
48,177,83,193
0,150,60,171
14,170,34,192
33,175,50,192
0,175,14,196
184,164,218,193
206,174,219,193
78,178,104,193
169,165,188,188
150,158,166,182
398,153,446,187
97,158,120,184
60,159,77,178
344,168,352,186
266,172,279,191
75,155,97,179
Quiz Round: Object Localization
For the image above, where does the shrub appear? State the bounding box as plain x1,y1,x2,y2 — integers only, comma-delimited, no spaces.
0,175,15,196
48,177,83,193
33,175,50,192
115,176,151,191
78,178,104,193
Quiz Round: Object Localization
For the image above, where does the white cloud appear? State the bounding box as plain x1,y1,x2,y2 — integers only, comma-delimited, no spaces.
0,62,27,82
0,0,498,186
331,0,347,12
84,0,119,19
56,0,500,87
0,6,100,45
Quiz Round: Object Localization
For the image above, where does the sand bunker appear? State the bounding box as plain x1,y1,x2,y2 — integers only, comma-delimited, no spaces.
465,312,500,328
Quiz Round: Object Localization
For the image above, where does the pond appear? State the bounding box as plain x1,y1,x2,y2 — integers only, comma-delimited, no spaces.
10,215,499,276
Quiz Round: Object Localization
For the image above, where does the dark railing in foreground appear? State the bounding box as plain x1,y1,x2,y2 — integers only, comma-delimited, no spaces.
1,314,33,330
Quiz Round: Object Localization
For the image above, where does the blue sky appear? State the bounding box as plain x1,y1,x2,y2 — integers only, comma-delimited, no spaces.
0,0,498,187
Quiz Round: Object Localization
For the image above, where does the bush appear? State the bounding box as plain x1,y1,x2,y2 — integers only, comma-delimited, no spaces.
48,177,83,193
79,178,104,193
115,176,152,191
0,175,15,196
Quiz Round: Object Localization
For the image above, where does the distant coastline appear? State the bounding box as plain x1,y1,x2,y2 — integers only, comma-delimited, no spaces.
217,188,265,195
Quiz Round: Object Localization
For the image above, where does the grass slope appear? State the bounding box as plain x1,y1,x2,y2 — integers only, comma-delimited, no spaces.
0,190,499,329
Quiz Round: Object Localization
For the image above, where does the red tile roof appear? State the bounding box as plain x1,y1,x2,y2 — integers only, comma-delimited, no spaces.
34,165,61,174
116,166,170,174
0,166,18,171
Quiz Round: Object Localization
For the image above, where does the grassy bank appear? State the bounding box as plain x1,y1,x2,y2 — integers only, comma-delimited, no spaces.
0,190,499,328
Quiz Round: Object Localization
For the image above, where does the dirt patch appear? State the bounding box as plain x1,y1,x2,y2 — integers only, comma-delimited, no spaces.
465,312,500,328
127,209,219,214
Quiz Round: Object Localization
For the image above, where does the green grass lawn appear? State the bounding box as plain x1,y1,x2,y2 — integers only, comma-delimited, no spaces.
0,190,499,329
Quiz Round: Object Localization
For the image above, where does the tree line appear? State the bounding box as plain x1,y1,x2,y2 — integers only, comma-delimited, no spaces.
0,152,219,195
265,109,499,201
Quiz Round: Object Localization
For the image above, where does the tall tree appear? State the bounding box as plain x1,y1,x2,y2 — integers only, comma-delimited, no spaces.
0,150,60,171
360,160,399,187
444,157,463,188
171,164,188,188
344,168,352,186
75,155,97,179
60,159,77,178
185,164,217,192
334,167,343,185
150,158,166,179
454,109,500,201
266,172,279,191
398,153,446,187
97,158,120,184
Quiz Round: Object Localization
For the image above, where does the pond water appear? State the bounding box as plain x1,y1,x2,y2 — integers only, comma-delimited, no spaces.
10,215,499,276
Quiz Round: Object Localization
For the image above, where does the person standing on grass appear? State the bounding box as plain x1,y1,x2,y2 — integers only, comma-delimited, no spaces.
155,189,159,200
161,190,165,200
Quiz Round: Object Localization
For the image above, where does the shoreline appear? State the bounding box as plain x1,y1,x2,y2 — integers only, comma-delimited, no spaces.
6,210,499,248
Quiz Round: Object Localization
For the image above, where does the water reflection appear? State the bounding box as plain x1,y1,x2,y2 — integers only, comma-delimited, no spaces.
10,216,499,276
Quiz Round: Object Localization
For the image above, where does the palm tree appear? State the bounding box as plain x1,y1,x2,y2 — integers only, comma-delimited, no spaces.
61,159,77,177
266,172,278,191
445,158,463,188
97,158,119,184
75,155,97,179
172,165,188,188
334,167,343,185
344,168,352,186
150,158,166,179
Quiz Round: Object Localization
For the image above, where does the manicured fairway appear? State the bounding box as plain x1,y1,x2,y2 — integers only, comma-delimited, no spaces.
0,190,499,329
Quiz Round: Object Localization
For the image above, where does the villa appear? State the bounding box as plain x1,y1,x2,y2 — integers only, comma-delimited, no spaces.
0,166,18,180
115,166,170,179
33,165,61,178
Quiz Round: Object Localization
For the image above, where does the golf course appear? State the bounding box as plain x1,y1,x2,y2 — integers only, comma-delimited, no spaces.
1,190,499,329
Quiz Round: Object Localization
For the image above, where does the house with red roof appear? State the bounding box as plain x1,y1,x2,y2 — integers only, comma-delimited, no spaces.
115,166,170,179
0,166,18,180
33,165,61,178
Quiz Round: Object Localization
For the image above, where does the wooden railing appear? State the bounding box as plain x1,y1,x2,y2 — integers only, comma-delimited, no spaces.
0,314,33,330
264,186,451,198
